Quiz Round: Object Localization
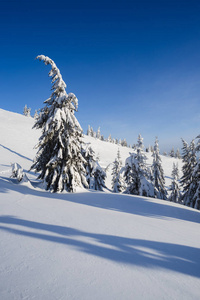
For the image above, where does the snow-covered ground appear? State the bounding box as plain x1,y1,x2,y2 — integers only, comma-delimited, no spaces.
0,108,200,300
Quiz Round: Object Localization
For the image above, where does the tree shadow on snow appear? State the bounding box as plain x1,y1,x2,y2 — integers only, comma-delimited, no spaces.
0,144,32,162
0,176,200,225
0,215,199,278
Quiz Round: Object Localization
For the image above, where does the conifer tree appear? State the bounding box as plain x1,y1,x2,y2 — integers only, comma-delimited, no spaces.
96,127,101,139
183,137,200,209
82,145,106,191
90,127,94,137
31,55,88,192
188,162,200,209
87,125,91,136
111,149,125,193
175,148,181,159
34,110,39,119
11,163,24,182
169,163,181,203
169,147,175,157
92,162,106,191
124,134,154,197
82,145,95,189
152,137,167,199
171,162,179,179
107,134,112,143
23,105,31,117
121,138,127,147
181,139,197,206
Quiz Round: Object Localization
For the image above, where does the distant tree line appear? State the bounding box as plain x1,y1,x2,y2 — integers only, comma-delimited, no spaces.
86,125,182,158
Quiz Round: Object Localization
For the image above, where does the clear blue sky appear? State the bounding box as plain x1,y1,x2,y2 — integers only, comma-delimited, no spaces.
1,0,200,152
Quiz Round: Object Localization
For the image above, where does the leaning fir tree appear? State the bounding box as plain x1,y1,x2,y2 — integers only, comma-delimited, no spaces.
31,55,88,192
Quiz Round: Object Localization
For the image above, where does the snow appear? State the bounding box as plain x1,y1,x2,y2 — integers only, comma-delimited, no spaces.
0,108,200,299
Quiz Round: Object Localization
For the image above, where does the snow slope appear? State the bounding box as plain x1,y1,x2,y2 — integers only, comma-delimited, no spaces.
0,109,200,300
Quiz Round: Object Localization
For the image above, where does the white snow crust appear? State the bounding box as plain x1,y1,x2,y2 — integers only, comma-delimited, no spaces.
0,108,200,300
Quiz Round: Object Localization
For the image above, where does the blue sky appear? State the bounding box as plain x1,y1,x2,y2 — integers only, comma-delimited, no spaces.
1,0,200,152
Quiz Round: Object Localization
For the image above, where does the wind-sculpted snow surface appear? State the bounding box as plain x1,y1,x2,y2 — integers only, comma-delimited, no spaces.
0,109,200,300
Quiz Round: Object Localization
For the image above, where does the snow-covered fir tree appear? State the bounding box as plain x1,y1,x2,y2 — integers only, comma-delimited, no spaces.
180,139,197,206
87,125,91,136
182,137,200,209
137,134,144,151
11,163,24,182
112,138,116,144
92,161,106,191
34,110,39,119
90,127,94,137
96,127,101,139
82,144,106,191
23,105,31,117
152,137,167,199
189,162,200,209
111,149,125,193
82,145,95,189
121,138,127,147
175,148,181,159
107,134,112,143
171,162,179,179
169,163,181,203
31,55,88,192
169,147,175,157
124,134,154,197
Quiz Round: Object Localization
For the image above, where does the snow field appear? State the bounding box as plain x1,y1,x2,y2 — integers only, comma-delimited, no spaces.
0,109,200,300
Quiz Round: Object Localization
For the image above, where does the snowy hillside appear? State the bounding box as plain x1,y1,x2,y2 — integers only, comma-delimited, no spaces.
0,109,200,300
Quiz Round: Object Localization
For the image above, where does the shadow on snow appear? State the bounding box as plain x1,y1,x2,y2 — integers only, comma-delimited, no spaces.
0,176,200,225
0,144,32,162
0,215,200,278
